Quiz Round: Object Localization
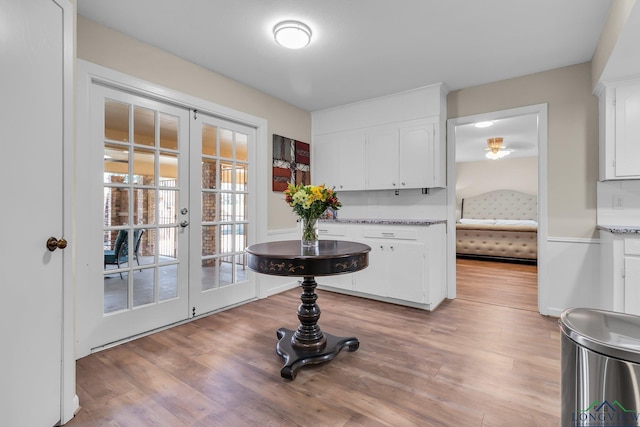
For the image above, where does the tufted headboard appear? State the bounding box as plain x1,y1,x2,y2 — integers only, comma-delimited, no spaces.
461,190,537,221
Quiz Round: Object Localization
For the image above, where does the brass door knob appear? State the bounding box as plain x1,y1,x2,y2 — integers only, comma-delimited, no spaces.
46,237,67,251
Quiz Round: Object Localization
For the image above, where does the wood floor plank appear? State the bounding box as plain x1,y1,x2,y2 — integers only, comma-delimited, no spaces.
68,259,559,426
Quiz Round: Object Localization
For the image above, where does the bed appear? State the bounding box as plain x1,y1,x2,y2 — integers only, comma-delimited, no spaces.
456,189,537,263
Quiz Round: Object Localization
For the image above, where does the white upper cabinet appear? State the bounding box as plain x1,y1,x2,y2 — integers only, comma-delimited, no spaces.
399,121,438,188
366,127,400,189
312,84,447,191
314,132,366,191
365,119,439,190
598,79,640,180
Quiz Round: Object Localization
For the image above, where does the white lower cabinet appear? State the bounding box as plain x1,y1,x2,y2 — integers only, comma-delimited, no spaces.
354,240,426,302
318,222,446,310
317,224,353,290
600,230,640,314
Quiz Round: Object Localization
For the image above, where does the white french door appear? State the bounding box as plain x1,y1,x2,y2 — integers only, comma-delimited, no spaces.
189,112,256,314
79,82,257,352
87,85,191,349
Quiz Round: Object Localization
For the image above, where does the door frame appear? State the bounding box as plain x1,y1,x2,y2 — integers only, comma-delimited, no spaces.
446,103,549,314
75,60,269,358
58,0,76,422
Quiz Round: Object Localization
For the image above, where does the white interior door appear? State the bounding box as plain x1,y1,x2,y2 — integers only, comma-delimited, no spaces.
83,85,191,350
0,0,67,424
189,113,257,315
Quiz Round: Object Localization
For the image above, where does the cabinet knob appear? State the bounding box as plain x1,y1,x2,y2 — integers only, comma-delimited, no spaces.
401,182,406,186
392,182,396,186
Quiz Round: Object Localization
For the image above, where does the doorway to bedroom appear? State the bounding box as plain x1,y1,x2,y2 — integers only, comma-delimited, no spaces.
448,105,546,312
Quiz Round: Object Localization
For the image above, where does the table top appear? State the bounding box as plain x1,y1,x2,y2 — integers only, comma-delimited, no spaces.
245,240,371,277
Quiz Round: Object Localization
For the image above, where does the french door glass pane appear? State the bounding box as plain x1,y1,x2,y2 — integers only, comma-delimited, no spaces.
202,159,217,189
104,99,129,142
202,124,217,156
133,148,155,185
159,113,178,150
103,188,129,228
236,194,247,221
201,258,218,291
139,228,156,266
202,225,216,256
202,192,217,221
236,133,248,161
133,189,156,225
159,152,178,187
220,255,234,286
104,143,129,183
158,190,178,224
220,128,233,158
104,278,127,313
133,106,155,147
159,265,178,301
158,227,177,260
133,269,155,307
237,164,248,187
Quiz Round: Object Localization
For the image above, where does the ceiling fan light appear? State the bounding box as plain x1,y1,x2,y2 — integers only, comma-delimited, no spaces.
485,149,511,160
273,21,312,49
484,137,510,159
474,121,494,128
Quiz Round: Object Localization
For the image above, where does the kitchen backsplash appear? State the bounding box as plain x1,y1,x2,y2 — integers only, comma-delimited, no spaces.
335,187,447,220
597,180,640,226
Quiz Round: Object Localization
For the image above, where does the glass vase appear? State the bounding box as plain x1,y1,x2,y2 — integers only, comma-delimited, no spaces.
301,217,319,249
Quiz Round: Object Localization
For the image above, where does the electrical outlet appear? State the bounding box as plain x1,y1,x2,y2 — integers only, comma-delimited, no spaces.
613,195,624,210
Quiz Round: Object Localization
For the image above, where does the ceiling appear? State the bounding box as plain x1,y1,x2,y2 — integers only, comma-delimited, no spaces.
455,114,538,163
77,0,612,112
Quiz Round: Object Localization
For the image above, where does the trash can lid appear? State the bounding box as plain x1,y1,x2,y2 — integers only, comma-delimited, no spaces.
560,308,640,363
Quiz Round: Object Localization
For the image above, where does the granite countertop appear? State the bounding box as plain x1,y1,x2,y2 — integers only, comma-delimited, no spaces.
320,218,446,226
598,225,640,234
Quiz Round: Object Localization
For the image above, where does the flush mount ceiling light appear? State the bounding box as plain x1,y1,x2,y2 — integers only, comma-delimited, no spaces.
273,20,312,49
474,121,494,128
485,137,511,160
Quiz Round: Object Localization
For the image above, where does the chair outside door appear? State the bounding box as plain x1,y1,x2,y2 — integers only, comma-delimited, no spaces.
104,229,144,277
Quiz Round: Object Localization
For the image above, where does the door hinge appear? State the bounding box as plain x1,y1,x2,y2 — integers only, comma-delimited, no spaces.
193,109,198,120
192,306,196,317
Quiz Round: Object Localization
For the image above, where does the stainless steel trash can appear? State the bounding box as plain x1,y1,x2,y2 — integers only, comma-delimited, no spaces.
560,308,640,427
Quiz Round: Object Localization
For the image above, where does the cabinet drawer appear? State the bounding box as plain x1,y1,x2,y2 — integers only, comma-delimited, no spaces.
318,225,347,237
625,237,640,255
363,228,417,240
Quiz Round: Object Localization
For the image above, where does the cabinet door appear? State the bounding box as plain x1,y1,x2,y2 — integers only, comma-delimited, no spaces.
313,135,340,189
353,239,425,302
318,226,353,290
615,85,640,178
385,242,426,302
366,128,400,190
337,132,366,191
624,257,640,316
353,242,388,297
400,122,435,188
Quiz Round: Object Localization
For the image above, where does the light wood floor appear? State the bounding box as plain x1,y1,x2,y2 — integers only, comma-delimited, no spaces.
68,259,559,426
456,257,539,312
